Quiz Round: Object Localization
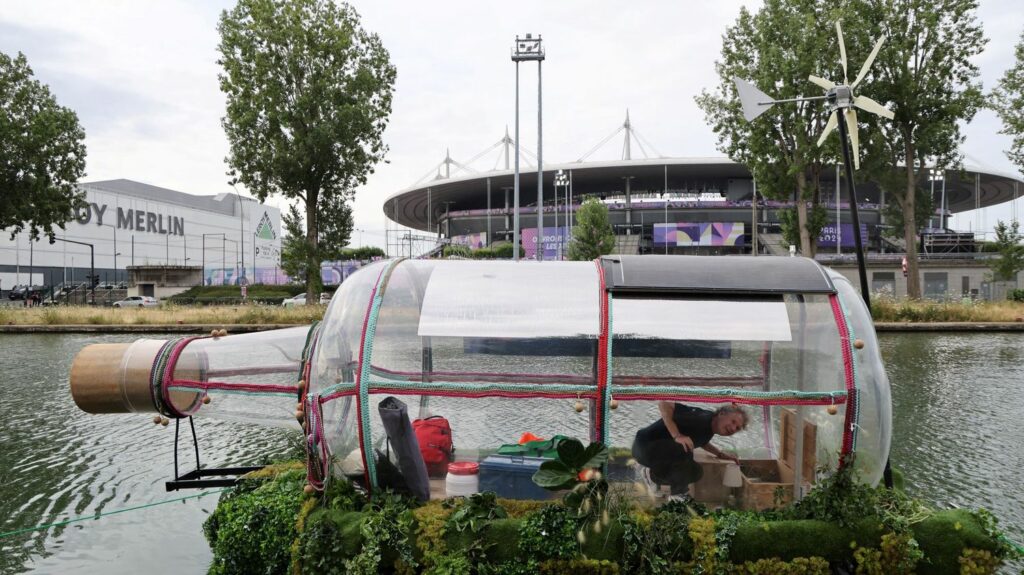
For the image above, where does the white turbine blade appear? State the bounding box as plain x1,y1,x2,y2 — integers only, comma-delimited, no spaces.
817,111,838,147
836,21,848,84
852,35,885,89
854,95,895,120
733,77,775,122
808,75,836,91
845,109,860,170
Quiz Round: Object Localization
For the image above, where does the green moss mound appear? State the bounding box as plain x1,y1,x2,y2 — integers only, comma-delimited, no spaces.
204,462,1018,575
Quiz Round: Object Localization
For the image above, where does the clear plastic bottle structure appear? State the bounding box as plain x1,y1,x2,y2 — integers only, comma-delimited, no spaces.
70,256,891,508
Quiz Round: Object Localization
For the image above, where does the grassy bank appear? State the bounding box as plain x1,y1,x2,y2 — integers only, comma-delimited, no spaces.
871,298,1024,323
1,299,1021,327
0,304,325,326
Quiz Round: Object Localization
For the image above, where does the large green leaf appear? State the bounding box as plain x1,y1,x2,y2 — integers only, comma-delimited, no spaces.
532,460,577,490
555,438,586,468
579,442,609,470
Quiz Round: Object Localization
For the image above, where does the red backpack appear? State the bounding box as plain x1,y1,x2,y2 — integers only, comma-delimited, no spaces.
412,416,454,477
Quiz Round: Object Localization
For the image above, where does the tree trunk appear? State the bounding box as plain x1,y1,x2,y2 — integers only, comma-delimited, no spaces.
305,190,320,303
796,172,813,256
902,146,922,299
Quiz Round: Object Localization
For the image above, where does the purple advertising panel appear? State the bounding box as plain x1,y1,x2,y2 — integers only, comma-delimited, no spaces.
522,227,569,260
321,260,367,285
817,223,868,248
450,232,487,249
652,222,746,247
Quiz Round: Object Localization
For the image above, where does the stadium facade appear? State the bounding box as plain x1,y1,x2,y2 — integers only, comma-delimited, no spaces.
0,179,283,293
384,156,1024,298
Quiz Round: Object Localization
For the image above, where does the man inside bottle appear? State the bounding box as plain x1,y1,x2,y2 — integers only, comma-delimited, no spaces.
633,401,748,501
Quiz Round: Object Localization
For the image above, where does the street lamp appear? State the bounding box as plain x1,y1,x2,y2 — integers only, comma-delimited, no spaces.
554,170,569,260
229,182,247,282
51,237,95,304
512,33,545,261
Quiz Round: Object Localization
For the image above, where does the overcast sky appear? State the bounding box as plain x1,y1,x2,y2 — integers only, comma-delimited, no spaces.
2,0,1022,248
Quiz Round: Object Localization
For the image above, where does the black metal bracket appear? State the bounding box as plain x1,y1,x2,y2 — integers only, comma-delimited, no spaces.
165,416,263,492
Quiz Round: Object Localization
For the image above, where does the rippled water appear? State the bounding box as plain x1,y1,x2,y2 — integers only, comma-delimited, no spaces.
0,332,1021,573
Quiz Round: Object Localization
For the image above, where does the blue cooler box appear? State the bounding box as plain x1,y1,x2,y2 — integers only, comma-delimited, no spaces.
477,455,557,500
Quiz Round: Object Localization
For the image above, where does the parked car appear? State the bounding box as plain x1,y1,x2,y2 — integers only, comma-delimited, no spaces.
281,294,307,307
112,296,159,308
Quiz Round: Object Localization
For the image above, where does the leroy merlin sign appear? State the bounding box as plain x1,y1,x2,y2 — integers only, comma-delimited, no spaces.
254,211,281,260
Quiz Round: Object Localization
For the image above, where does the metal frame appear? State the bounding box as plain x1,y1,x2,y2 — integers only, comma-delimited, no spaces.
165,416,261,491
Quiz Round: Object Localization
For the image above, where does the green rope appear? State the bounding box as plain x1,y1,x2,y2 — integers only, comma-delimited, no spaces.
0,488,228,539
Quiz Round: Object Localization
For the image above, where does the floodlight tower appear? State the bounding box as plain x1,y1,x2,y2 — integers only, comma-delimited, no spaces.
512,34,545,261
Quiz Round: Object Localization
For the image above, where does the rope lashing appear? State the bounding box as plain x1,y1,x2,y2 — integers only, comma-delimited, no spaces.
150,336,204,418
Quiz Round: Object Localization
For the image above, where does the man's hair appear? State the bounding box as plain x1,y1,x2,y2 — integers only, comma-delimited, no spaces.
714,404,749,429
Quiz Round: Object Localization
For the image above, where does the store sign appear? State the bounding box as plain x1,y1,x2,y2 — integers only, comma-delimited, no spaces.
74,202,185,236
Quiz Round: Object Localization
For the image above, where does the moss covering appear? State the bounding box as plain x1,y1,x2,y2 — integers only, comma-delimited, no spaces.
204,462,1016,575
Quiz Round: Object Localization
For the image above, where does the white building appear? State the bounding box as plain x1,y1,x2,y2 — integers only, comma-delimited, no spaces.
0,179,283,290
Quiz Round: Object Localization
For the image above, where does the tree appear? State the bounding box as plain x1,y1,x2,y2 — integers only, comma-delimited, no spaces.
0,51,87,241
992,30,1024,172
849,0,986,298
218,0,396,300
696,0,840,257
279,200,359,285
567,198,615,261
989,220,1024,286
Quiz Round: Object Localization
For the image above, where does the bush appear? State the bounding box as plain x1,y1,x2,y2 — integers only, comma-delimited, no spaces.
1009,289,1024,302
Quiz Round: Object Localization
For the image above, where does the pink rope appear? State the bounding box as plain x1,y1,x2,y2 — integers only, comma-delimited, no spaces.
161,336,204,418
829,294,857,467
170,379,300,395
611,394,846,407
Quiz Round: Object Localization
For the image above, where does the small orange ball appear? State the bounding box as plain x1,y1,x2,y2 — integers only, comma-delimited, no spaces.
295,410,305,421
202,395,212,405
574,401,585,413
303,484,315,495
609,399,619,410
210,329,219,338
827,405,839,415
160,417,170,426
853,339,865,350
152,415,162,425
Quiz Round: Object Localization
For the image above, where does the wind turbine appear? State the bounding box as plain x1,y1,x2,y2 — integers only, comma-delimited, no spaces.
733,21,896,490
732,20,894,308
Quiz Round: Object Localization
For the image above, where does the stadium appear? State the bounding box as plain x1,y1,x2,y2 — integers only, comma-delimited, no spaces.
383,121,1023,298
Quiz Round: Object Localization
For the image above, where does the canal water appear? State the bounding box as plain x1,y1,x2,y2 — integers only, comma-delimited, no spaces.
0,332,1021,573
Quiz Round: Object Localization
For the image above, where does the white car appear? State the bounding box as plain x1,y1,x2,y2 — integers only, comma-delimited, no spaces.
281,294,307,307
282,293,331,307
112,296,159,308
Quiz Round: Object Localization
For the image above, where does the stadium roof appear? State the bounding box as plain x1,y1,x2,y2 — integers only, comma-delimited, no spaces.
383,157,1023,232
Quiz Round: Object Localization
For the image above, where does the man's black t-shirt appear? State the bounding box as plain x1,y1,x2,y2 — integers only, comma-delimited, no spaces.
635,403,714,449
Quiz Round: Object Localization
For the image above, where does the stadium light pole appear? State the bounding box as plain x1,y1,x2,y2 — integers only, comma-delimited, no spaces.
512,34,544,261
554,170,569,260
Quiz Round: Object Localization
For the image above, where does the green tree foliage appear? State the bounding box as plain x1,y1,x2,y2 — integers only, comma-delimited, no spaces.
280,203,372,286
0,51,87,241
218,0,396,301
988,220,1024,284
696,0,840,256
848,0,986,298
881,187,933,240
992,31,1024,172
567,198,615,261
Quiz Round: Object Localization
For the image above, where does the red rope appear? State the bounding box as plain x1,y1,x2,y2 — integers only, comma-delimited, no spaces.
170,379,300,395
830,294,857,467
161,336,204,418
594,259,609,443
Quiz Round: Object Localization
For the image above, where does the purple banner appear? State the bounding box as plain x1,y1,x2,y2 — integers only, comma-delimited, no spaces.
450,232,487,249
817,223,868,248
321,260,367,285
653,222,746,247
522,227,569,259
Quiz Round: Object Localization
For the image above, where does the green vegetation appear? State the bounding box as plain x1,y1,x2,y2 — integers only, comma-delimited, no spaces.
696,0,838,257
441,243,524,259
987,220,1024,285
992,29,1024,172
870,298,1024,323
166,284,306,305
203,459,1020,575
567,198,615,261
0,303,324,326
0,50,87,241
218,0,396,301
